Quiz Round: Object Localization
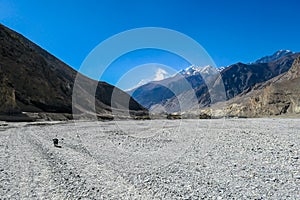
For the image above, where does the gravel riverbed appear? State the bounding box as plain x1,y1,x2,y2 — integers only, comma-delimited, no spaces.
0,118,299,199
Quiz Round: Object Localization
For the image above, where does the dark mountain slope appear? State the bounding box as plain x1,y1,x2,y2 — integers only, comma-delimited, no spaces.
129,74,205,110
222,56,300,117
221,53,299,100
0,24,147,121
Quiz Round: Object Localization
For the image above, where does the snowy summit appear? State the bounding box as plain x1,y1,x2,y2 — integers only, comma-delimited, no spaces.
254,50,294,64
179,65,220,76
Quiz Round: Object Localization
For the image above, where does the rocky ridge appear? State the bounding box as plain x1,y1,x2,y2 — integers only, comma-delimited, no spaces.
209,56,300,118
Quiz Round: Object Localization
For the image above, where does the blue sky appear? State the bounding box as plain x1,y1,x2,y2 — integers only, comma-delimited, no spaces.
1,0,300,90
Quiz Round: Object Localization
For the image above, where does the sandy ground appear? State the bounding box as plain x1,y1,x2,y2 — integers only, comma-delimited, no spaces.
0,118,299,199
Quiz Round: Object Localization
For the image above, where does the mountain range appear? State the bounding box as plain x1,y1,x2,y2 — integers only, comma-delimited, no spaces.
217,56,300,117
1,23,299,120
253,50,294,64
0,24,147,121
129,50,300,116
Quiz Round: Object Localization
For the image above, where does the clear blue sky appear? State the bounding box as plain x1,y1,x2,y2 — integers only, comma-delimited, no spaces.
1,0,300,89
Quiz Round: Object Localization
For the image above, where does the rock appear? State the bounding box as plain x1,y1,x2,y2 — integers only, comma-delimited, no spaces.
217,56,300,118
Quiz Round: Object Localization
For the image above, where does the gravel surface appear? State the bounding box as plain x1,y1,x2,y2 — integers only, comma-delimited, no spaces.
0,118,299,199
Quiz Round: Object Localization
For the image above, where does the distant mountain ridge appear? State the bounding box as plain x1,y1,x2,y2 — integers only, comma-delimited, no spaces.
254,50,294,64
216,55,300,117
130,50,300,114
179,65,221,76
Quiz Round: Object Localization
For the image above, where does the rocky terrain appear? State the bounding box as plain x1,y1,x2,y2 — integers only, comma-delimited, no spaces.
221,52,299,100
0,24,147,121
219,56,300,117
0,119,299,199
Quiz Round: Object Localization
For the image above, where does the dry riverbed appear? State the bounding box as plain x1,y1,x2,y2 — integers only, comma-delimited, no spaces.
0,118,299,199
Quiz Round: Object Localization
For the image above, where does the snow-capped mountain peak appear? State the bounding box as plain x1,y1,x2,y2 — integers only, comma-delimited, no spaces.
179,65,219,76
254,50,294,64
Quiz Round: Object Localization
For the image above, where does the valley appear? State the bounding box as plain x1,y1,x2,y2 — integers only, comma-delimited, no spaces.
0,119,299,199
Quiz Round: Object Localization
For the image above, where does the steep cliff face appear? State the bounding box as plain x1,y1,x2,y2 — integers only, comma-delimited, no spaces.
224,56,300,117
286,56,300,80
0,71,18,113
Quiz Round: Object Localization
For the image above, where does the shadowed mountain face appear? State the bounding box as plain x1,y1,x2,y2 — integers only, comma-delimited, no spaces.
130,52,299,113
128,73,206,110
221,53,300,100
0,24,147,120
223,56,300,117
